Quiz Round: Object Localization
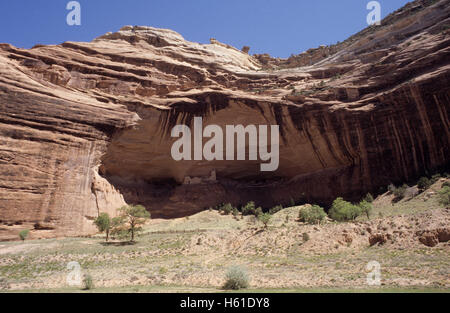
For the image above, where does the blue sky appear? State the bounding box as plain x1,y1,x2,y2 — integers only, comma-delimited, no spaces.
0,0,411,58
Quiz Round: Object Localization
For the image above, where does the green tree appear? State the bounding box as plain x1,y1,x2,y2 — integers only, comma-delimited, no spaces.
94,213,111,242
19,229,29,242
114,205,151,242
258,213,272,229
110,216,127,239
329,198,362,222
358,200,373,219
298,205,327,224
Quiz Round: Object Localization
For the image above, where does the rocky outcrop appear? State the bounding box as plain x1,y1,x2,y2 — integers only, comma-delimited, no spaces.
0,0,449,239
417,228,450,247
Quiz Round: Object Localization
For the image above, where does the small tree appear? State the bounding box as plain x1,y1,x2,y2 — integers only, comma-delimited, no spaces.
299,205,327,224
393,184,408,199
258,213,272,229
417,177,431,191
241,201,256,216
358,200,373,219
329,198,361,222
219,203,235,215
19,229,29,242
117,205,151,242
94,213,111,242
110,216,127,239
240,201,263,217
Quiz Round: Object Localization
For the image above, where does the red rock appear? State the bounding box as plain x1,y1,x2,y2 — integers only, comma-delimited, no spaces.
0,0,449,239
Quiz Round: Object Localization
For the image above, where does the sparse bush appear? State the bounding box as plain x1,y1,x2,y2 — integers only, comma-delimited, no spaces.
82,274,94,290
358,200,373,219
94,213,111,242
329,198,361,222
219,203,235,215
241,201,255,215
431,174,441,183
442,181,450,188
255,207,263,217
417,177,431,191
302,232,310,242
438,186,450,206
222,266,250,290
393,184,408,199
298,205,327,224
364,193,374,203
19,229,29,242
258,213,272,228
269,205,283,215
241,201,263,217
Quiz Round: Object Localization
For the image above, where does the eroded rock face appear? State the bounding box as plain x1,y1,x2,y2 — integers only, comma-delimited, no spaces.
0,0,449,239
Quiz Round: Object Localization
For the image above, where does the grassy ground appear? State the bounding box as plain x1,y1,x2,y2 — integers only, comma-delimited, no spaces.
0,179,449,293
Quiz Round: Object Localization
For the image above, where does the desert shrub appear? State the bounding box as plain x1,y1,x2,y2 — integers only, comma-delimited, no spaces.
241,201,255,215
358,200,373,219
255,207,263,217
417,177,432,191
438,186,450,206
219,203,235,215
298,205,327,224
363,193,374,203
82,274,94,290
241,201,263,217
302,232,310,242
258,213,272,228
329,198,362,222
431,174,441,182
232,207,239,217
269,205,283,215
19,229,29,242
442,181,450,188
222,266,250,290
393,184,408,199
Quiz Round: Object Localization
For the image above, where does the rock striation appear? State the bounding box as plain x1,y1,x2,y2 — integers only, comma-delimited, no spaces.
0,0,449,239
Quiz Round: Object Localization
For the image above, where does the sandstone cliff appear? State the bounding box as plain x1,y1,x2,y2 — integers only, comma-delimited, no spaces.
0,0,449,240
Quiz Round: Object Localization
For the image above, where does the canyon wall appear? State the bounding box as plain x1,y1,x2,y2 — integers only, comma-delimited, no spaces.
0,0,449,239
